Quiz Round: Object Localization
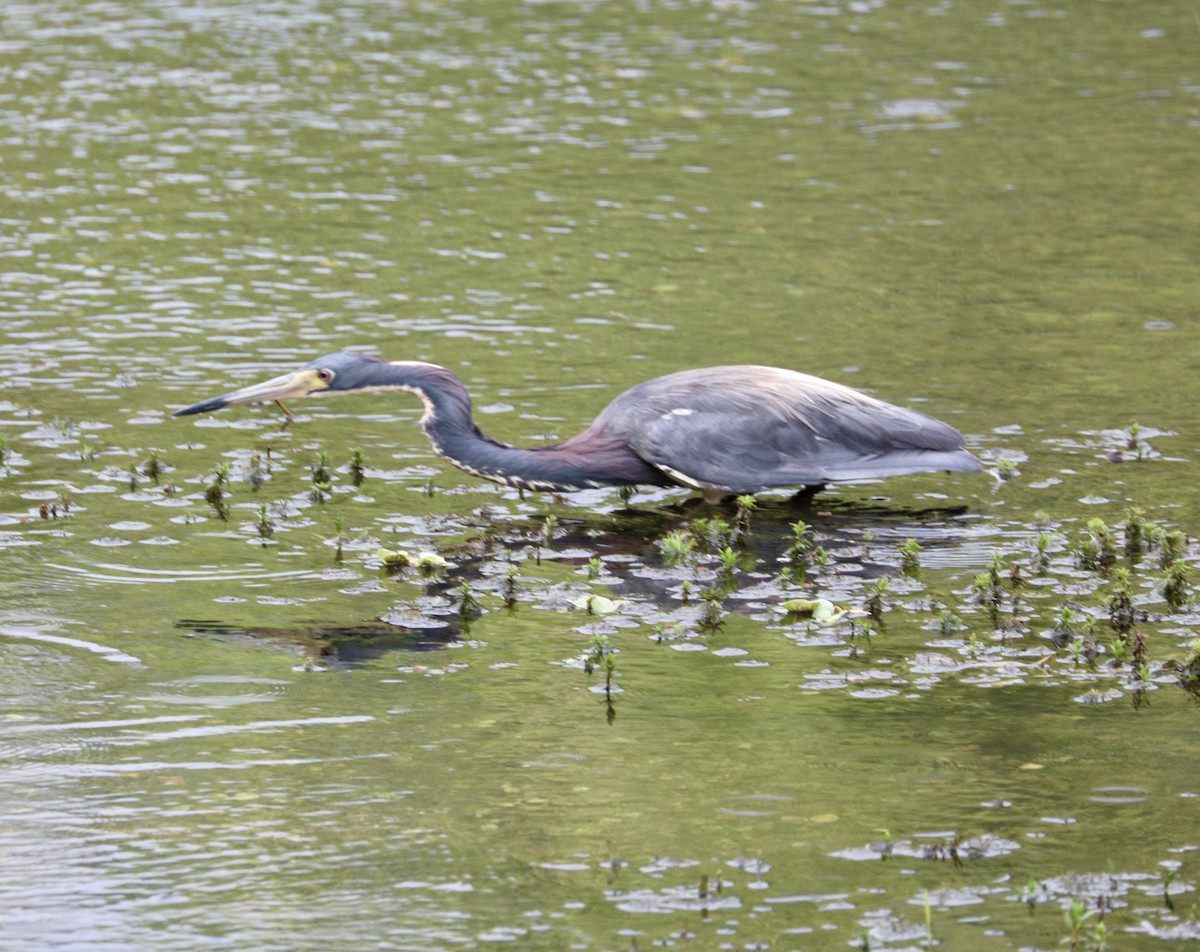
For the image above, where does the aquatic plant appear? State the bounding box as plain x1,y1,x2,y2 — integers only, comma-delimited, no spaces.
1123,506,1147,562
583,633,618,724
699,586,725,631
502,563,520,609
1152,528,1187,570
973,554,1006,628
246,451,268,490
865,577,889,622
327,516,346,563
255,504,275,540
899,537,922,577
311,450,333,487
204,466,231,522
733,494,757,538
1162,559,1190,611
1077,519,1117,573
142,450,164,485
691,516,735,552
458,581,483,622
660,529,697,567
1033,532,1052,573
348,447,366,487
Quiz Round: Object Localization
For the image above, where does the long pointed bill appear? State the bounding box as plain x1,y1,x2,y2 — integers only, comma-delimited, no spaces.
172,368,330,417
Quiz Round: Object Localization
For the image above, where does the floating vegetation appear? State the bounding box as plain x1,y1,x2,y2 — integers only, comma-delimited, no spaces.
584,633,619,724
332,516,347,563
899,537,922,577
204,463,232,521
781,598,860,626
732,493,757,538
458,581,483,623
1124,506,1148,562
311,450,333,487
659,529,697,567
246,451,269,491
378,548,449,576
864,577,889,622
10,409,1200,704
142,450,164,485
1077,518,1118,573
1153,528,1188,570
1162,559,1190,611
255,504,275,540
348,447,366,487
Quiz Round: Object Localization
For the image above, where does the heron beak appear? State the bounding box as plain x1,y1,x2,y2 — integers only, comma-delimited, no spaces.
172,368,330,417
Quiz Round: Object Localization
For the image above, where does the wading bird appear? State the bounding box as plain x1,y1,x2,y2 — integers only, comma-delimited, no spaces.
173,351,981,502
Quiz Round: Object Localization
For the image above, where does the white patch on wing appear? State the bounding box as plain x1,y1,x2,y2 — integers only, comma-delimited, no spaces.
669,407,694,416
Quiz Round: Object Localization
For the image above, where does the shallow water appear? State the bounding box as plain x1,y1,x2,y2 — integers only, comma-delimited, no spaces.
3,1,1200,949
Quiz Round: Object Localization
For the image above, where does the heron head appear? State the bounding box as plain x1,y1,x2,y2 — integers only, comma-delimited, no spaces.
172,351,388,417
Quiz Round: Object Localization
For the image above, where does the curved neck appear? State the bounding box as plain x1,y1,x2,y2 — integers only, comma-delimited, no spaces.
374,361,662,492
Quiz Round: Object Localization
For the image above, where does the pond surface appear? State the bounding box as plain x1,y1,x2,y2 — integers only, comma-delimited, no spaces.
2,1,1199,949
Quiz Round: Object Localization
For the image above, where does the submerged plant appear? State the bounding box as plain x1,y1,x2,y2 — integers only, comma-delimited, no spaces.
502,563,520,609
733,494,757,538
973,553,1007,627
142,450,164,486
699,586,725,632
865,577,889,622
783,519,813,577
1153,528,1188,570
458,581,483,622
1162,558,1190,612
1106,567,1136,636
255,504,275,540
348,447,366,487
541,514,558,548
246,451,268,491
1033,532,1052,573
1123,506,1148,562
332,516,346,563
691,516,735,553
311,450,333,487
204,466,231,522
584,633,618,725
1077,519,1117,573
660,529,697,567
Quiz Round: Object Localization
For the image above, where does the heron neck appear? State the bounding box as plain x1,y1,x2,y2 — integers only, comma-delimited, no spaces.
385,362,661,492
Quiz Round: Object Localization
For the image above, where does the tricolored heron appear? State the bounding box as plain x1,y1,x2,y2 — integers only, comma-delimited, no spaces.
173,351,981,502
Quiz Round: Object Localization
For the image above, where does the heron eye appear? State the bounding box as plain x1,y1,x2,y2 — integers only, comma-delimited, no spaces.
316,369,334,383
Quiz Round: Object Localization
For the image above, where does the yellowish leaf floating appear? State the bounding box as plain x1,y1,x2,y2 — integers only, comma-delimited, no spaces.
569,594,624,615
376,548,449,571
779,598,866,625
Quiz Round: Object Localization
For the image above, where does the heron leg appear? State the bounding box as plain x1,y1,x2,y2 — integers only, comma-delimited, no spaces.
788,484,827,504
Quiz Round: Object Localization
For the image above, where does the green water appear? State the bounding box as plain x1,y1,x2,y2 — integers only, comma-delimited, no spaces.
3,1,1200,949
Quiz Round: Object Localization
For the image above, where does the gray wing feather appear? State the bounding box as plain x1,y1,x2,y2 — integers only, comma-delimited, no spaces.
595,366,979,494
